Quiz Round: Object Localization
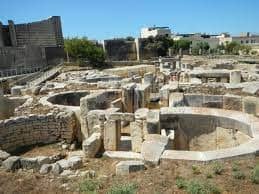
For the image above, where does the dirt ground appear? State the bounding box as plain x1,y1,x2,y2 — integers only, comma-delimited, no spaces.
1,152,259,194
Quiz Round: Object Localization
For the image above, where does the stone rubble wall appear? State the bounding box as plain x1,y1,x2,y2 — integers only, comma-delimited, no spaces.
0,112,77,153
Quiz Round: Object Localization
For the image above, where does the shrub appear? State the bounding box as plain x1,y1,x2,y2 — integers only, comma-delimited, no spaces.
212,162,224,175
251,165,259,184
107,183,138,194
175,177,188,189
79,179,101,193
233,171,246,180
206,173,213,179
192,165,201,175
232,162,240,172
187,180,220,194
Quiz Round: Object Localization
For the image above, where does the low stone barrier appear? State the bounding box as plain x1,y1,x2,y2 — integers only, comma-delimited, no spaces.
0,112,77,153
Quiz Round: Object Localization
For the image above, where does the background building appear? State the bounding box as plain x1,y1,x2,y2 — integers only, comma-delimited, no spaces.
140,26,171,38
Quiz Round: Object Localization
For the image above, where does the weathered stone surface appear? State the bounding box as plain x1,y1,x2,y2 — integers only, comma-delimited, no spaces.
242,96,259,116
130,121,143,152
230,70,241,84
103,151,143,160
57,156,83,170
146,110,160,134
135,108,149,120
2,156,21,172
87,110,106,136
141,134,168,166
67,156,83,170
169,92,184,107
40,164,52,174
52,163,63,175
0,150,10,161
223,94,242,111
134,84,150,110
104,119,120,151
116,160,145,175
122,83,136,113
20,157,38,169
82,132,102,158
36,156,50,166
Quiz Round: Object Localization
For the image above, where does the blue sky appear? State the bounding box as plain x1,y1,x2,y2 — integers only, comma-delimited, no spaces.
1,0,259,40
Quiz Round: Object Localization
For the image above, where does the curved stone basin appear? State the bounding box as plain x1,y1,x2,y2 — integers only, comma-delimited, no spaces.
160,107,259,161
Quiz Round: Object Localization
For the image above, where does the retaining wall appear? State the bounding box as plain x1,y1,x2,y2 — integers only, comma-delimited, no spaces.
0,112,76,153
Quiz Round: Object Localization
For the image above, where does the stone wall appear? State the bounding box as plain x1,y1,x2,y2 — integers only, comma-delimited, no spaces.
103,39,137,61
0,112,77,153
0,16,64,71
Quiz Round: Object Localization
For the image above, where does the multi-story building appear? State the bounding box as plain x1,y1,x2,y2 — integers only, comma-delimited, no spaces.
140,26,171,38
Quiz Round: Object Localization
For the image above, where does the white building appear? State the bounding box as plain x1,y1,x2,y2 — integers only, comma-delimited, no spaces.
140,27,171,38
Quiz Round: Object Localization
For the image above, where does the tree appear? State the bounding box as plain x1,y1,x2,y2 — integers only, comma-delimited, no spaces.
221,42,252,55
143,35,172,57
192,42,210,55
64,37,106,68
170,39,192,54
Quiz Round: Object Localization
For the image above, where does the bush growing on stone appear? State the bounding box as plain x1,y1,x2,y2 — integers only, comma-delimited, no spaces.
233,171,246,180
175,177,188,189
212,162,224,175
107,183,138,194
251,165,259,184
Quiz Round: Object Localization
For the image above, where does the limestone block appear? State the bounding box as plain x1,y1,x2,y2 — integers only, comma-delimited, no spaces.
135,108,149,120
203,95,223,108
230,70,241,84
169,92,184,107
40,164,52,174
184,94,203,107
87,110,106,136
2,156,21,172
104,119,121,151
130,121,143,152
116,160,145,175
141,134,168,166
223,94,242,111
11,86,25,96
242,96,259,116
122,83,136,113
20,157,38,169
52,163,63,175
82,132,102,158
134,84,150,110
146,110,160,134
0,150,10,161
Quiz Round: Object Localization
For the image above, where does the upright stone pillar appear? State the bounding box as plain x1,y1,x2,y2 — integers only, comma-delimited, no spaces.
230,70,241,84
134,84,150,111
8,20,17,46
104,119,121,151
146,110,160,134
122,83,136,113
0,22,4,47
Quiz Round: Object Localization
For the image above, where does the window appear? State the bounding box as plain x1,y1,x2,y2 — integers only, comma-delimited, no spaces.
241,40,243,44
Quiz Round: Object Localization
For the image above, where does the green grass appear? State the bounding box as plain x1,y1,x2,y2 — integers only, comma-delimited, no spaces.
192,165,201,175
79,179,101,194
212,162,224,175
176,177,220,194
176,177,188,189
232,162,240,172
187,180,221,194
106,183,138,194
251,165,259,184
233,171,246,180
